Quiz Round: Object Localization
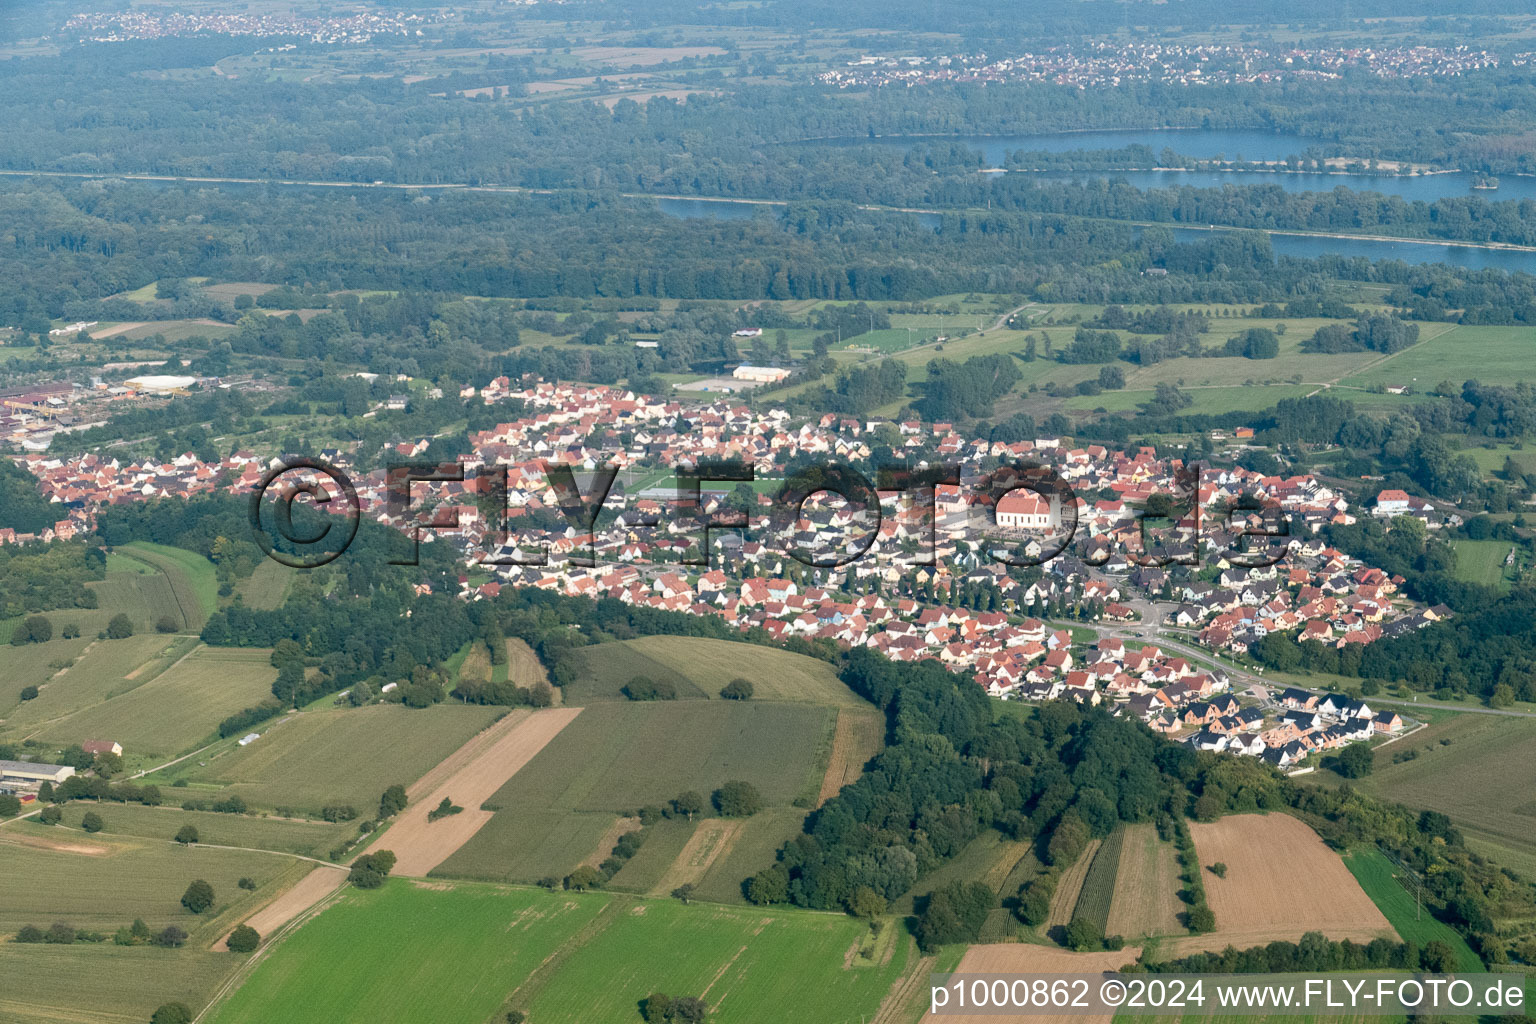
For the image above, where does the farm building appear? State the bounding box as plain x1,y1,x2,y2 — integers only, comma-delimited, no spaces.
82,740,123,757
0,759,76,794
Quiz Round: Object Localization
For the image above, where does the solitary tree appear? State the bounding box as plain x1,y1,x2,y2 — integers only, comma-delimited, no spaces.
712,781,762,818
155,615,179,634
1208,862,1228,879
175,825,199,845
671,883,697,905
564,865,603,892
348,850,396,890
226,924,260,953
19,685,39,701
719,678,754,700
80,811,104,833
154,925,188,948
672,791,704,821
105,613,134,639
151,1003,193,1024
378,784,408,818
39,804,62,825
181,879,215,914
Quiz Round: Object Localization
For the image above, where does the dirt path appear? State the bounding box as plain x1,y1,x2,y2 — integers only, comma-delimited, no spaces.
217,865,348,950
363,707,582,877
648,818,746,896
872,942,936,1024
402,708,532,801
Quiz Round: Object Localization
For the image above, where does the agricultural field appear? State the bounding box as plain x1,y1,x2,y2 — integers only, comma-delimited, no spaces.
1070,828,1124,934
1344,713,1536,879
816,705,886,806
893,830,1037,918
362,708,579,878
159,703,506,817
233,560,292,610
0,632,98,720
434,701,831,889
0,633,190,742
0,944,236,1024
1047,839,1103,930
1103,824,1185,942
1342,848,1483,972
33,646,278,758
1159,814,1393,958
0,826,300,937
561,634,864,706
925,944,1142,1024
48,802,351,859
1067,383,1314,416
115,542,218,628
205,880,916,1024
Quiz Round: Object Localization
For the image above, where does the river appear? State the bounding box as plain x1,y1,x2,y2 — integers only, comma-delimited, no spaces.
657,197,1535,273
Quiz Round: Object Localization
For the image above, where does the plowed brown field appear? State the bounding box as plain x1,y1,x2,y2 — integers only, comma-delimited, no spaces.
1160,813,1393,957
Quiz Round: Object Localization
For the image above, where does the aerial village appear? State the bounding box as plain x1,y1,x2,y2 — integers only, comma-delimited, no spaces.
9,375,1439,771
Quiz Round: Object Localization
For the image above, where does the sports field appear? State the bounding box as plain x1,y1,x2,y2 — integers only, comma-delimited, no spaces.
434,700,831,889
163,703,505,815
562,635,864,705
205,880,915,1024
34,646,278,757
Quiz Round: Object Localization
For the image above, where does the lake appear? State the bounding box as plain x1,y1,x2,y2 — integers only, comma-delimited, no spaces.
817,128,1330,165
815,129,1536,205
1032,167,1536,205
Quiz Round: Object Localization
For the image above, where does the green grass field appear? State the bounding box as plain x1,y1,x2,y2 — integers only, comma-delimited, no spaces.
204,880,914,1024
1351,714,1536,879
34,646,278,758
1449,539,1524,589
435,701,830,887
1067,383,1315,416
562,635,863,706
1342,848,1483,972
1340,325,1536,389
156,704,504,816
